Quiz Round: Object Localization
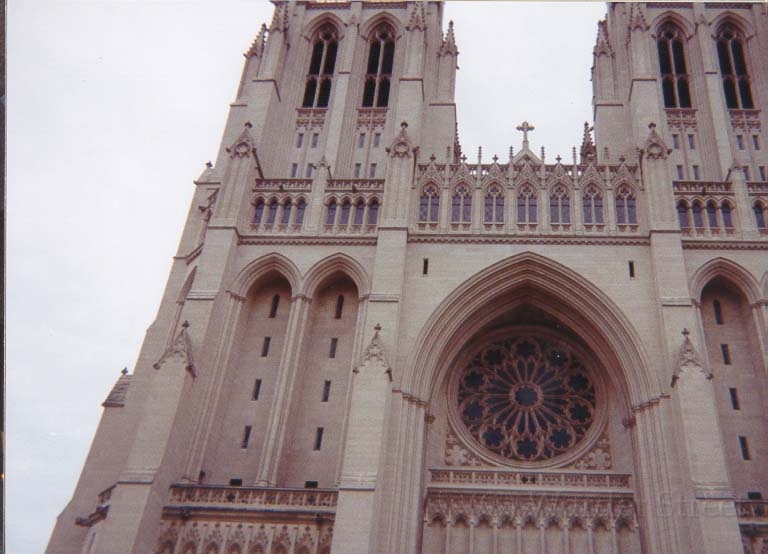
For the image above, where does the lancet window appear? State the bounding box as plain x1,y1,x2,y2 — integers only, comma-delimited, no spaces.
253,198,265,225
353,199,365,225
368,199,379,225
326,199,338,225
266,199,279,226
294,198,307,226
692,200,704,229
677,200,690,229
517,185,537,224
484,185,505,223
582,186,604,225
720,201,733,229
706,200,718,229
657,23,692,108
362,23,396,108
418,184,440,223
340,199,352,225
280,199,292,225
549,185,571,224
302,24,339,108
451,184,472,223
615,186,638,225
716,24,754,109
754,200,767,230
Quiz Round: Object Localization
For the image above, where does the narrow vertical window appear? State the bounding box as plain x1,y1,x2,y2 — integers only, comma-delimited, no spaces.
329,338,338,358
737,135,744,150
615,186,637,225
354,199,365,225
354,163,361,178
657,23,691,108
753,135,760,150
340,199,351,225
326,200,337,225
549,186,570,225
252,379,262,401
672,134,680,149
717,24,754,109
267,199,279,225
374,133,381,147
484,185,504,223
706,201,718,229
306,164,313,178
295,198,307,226
368,199,379,225
253,199,265,225
269,295,280,318
721,344,731,365
451,185,472,223
314,427,324,450
419,185,440,223
362,24,396,108
721,202,733,229
739,436,751,460
729,387,740,410
423,258,429,275
335,295,344,319
677,201,690,228
311,133,319,148
628,261,636,279
743,166,750,181
687,134,695,149
369,163,377,178
296,133,304,148
692,201,704,229
281,199,292,225
241,426,252,448
754,202,767,229
692,165,700,180
676,165,684,180
303,25,339,108
713,300,724,324
291,163,298,178
322,380,331,402
358,133,366,148
517,186,537,223
261,337,271,357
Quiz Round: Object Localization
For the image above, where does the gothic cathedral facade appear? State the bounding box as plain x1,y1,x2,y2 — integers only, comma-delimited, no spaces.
48,2,768,553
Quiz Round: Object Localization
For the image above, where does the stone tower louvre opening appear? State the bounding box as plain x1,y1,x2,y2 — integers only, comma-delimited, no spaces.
43,2,768,554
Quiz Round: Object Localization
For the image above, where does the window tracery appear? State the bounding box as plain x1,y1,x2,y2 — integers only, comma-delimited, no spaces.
419,184,440,224
517,185,537,224
453,336,599,463
754,200,767,230
368,199,379,226
303,24,339,108
266,198,279,226
253,198,265,225
716,24,754,110
615,186,638,226
326,199,337,226
692,200,704,230
484,185,505,224
362,23,396,108
582,186,604,226
677,200,690,229
657,23,692,108
549,185,571,225
451,184,472,224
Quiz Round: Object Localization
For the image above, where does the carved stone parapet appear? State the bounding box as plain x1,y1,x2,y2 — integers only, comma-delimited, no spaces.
666,108,698,131
729,109,762,132
295,108,326,130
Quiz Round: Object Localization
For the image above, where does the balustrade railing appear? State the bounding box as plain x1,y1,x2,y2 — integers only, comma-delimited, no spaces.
429,468,631,492
167,485,338,513
737,500,768,522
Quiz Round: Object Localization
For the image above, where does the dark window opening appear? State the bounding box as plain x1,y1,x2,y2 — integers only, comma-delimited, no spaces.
423,258,429,276
672,134,680,149
295,198,306,226
755,203,766,229
739,436,751,460
326,200,337,225
261,337,271,357
340,200,351,225
721,344,731,365
657,24,691,108
291,163,298,178
692,202,704,229
335,295,344,319
688,134,695,149
305,480,319,489
317,79,332,108
717,25,754,109
322,380,331,402
241,426,252,449
267,200,279,225
721,203,733,228
729,387,740,410
753,135,760,150
329,338,338,358
713,300,724,324
302,78,318,108
314,427,324,450
253,199,265,225
368,200,379,225
706,201,718,229
737,135,744,150
354,200,365,225
296,133,304,148
628,261,636,279
281,200,292,225
747,492,763,500
252,379,262,401
303,25,339,108
229,478,243,486
363,25,396,108
677,202,690,228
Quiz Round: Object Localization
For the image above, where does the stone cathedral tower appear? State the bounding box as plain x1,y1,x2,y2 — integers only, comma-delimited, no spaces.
48,2,768,554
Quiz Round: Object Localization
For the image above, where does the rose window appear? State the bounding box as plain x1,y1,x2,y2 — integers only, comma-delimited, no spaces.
455,336,598,463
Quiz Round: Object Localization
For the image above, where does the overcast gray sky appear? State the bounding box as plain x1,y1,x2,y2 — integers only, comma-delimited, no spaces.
7,2,605,552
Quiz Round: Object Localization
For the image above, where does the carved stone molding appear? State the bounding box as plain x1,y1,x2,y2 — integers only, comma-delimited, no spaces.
153,321,197,377
672,328,712,387
572,435,612,471
354,324,390,376
642,123,670,160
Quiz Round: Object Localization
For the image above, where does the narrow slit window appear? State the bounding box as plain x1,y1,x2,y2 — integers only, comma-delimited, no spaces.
291,163,298,178
306,164,313,178
296,133,304,148
252,379,262,401
374,133,381,147
747,492,763,500
305,481,318,489
739,436,751,460
329,338,338,358
628,261,636,279
729,387,740,410
676,165,684,180
744,166,750,181
692,165,700,180
737,135,744,150
229,478,243,486
314,427,324,450
369,163,377,178
358,133,366,148
423,258,429,276
241,426,252,449
354,163,361,178
334,295,344,319
687,134,695,149
672,134,680,149
753,135,760,150
322,380,331,402
721,344,731,365
261,337,271,357
311,133,319,148
760,167,766,182
713,300,724,324
269,295,280,318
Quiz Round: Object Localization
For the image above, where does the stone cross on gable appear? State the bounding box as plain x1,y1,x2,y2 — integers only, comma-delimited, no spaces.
516,120,535,149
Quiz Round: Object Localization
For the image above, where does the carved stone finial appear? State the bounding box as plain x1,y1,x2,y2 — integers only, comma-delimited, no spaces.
672,328,712,387
682,327,690,338
461,154,467,164
205,161,213,168
580,121,596,164
374,323,382,332
388,122,414,159
226,123,257,159
439,19,458,57
406,1,427,31
594,19,614,57
556,155,562,164
619,155,626,164
516,120,535,149
628,3,650,32
430,153,436,162
246,23,268,58
492,154,498,163
642,122,670,160
182,320,190,329
121,367,128,375
354,324,390,377
269,3,289,35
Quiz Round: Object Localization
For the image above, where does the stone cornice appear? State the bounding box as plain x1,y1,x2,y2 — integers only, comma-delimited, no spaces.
239,236,378,246
682,240,768,250
408,234,651,246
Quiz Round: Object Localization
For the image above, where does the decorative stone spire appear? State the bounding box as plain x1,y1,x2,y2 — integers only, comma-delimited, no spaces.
628,3,649,32
672,328,712,387
245,24,268,58
406,1,427,31
580,122,596,164
516,120,535,150
642,122,670,160
269,2,289,36
354,324,390,377
102,368,132,408
593,19,613,57
154,321,197,377
438,20,458,57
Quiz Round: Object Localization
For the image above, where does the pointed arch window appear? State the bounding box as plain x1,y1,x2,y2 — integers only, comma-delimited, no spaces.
677,200,690,229
517,185,537,224
615,186,637,225
657,23,692,108
549,185,571,224
353,199,365,225
281,199,293,225
303,24,339,108
253,198,265,225
451,185,472,223
340,199,352,225
583,186,604,225
754,200,767,230
294,198,307,226
720,201,733,229
368,199,380,225
716,24,754,109
706,200,719,230
267,199,279,225
484,185,505,223
692,201,704,229
362,24,396,108
326,199,338,225
419,184,440,223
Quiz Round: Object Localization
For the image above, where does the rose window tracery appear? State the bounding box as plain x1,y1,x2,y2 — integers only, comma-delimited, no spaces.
455,336,598,463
